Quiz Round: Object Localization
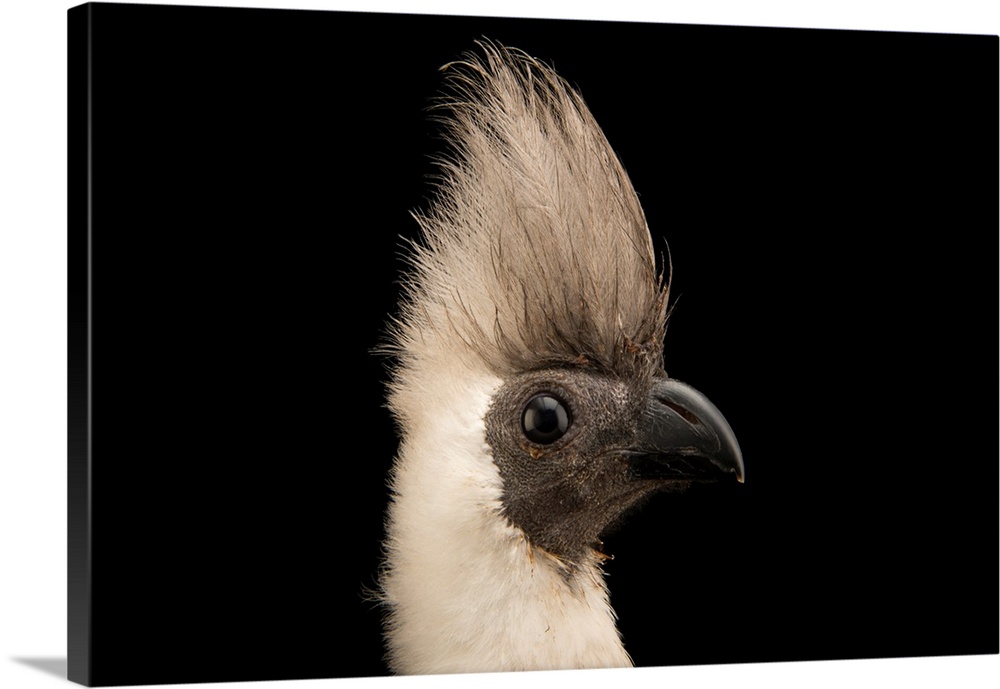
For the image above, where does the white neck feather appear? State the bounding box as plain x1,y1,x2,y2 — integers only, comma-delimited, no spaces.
380,363,632,675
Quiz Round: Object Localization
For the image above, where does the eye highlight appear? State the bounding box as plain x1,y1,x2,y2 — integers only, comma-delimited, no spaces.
521,394,571,445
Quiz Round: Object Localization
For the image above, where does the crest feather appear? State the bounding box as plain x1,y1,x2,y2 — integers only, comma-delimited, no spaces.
387,41,669,382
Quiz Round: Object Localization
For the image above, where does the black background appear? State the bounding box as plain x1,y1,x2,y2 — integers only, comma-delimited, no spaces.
69,3,998,686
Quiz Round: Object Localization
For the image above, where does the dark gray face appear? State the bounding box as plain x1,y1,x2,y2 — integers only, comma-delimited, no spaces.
485,367,744,565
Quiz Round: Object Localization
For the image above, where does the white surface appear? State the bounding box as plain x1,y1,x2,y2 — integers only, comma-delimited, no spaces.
0,1,996,688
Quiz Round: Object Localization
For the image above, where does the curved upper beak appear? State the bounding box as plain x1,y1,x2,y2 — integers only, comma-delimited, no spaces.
625,377,744,484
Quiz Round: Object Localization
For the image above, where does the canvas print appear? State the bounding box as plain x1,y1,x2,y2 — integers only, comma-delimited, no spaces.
68,3,998,686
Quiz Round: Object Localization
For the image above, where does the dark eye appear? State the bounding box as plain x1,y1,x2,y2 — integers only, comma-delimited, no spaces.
521,394,571,445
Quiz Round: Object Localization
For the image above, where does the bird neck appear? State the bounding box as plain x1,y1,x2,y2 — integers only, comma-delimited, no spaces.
381,368,632,674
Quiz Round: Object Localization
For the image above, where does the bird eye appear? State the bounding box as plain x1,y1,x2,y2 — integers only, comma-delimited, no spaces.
521,394,571,445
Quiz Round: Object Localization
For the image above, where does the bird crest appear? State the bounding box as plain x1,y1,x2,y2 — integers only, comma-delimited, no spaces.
386,41,670,385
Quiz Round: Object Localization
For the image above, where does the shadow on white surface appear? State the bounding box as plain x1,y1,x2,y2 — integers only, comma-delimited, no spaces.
12,658,67,681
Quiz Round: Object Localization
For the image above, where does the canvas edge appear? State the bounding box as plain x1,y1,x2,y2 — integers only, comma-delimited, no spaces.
68,2,94,686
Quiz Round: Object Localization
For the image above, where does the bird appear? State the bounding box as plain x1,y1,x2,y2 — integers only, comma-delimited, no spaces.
376,41,744,675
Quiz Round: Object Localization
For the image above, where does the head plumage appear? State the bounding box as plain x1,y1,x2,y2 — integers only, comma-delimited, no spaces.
386,41,669,386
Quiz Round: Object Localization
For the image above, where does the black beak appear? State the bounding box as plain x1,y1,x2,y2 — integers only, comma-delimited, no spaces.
625,377,744,484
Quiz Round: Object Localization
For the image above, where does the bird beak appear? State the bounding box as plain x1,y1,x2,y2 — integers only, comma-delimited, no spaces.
624,378,744,484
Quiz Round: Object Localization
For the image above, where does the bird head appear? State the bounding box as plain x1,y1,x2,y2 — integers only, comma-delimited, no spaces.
379,41,743,673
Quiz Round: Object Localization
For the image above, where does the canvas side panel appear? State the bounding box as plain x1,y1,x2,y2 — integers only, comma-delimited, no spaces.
67,3,93,686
